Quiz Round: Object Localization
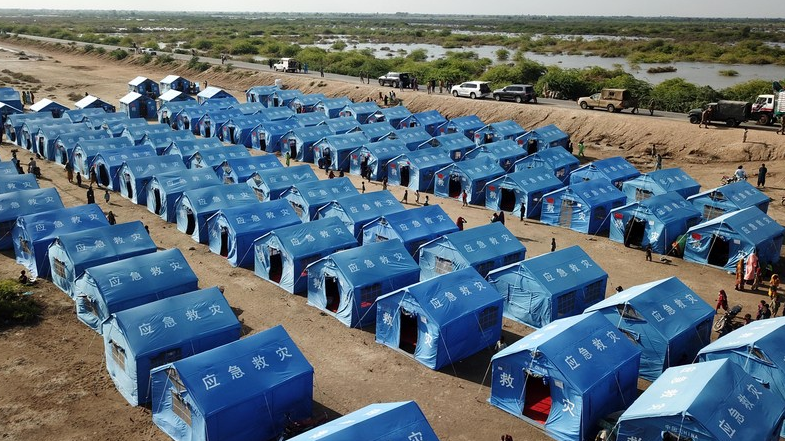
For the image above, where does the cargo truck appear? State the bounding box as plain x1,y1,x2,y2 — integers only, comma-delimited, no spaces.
688,100,751,127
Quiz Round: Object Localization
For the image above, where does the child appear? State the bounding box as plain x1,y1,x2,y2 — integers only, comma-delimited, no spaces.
645,245,652,262
716,289,728,313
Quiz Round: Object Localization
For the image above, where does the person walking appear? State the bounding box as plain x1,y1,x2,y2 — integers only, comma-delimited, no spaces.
65,162,74,183
577,141,585,158
106,211,116,225
86,185,95,204
757,163,767,188
415,190,420,204
285,152,291,167
76,172,82,188
743,128,749,143
401,190,408,204
699,107,713,128
654,153,662,171
361,181,365,193
89,166,98,188
551,238,556,252
716,289,729,314
778,116,785,135
461,189,468,207
423,195,429,206
104,189,110,205
645,245,652,262
735,258,745,291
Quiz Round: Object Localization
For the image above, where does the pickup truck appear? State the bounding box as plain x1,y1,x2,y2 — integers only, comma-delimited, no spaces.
378,72,411,88
273,58,299,73
578,88,633,112
688,100,751,127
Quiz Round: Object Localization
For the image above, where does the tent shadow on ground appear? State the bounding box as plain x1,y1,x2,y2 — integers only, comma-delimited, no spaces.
230,306,254,335
436,329,524,386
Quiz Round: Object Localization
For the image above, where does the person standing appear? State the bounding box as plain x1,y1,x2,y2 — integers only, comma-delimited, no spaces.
76,172,82,188
285,152,291,167
107,211,116,225
577,141,585,158
778,116,785,135
551,238,556,252
645,245,652,262
735,257,745,291
86,185,95,204
65,162,74,183
456,216,467,231
415,190,420,204
699,107,713,128
743,128,749,143
401,190,408,204
757,163,767,188
519,200,526,221
461,189,468,207
497,211,505,225
89,166,98,188
716,289,729,314
382,177,388,191
320,66,324,78
361,182,365,194
104,189,111,205
654,154,662,171
423,195,429,206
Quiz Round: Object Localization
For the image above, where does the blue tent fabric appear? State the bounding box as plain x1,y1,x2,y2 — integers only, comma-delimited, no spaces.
176,184,260,243
161,137,224,163
621,168,701,202
418,222,526,280
282,125,333,162
490,312,641,441
246,165,318,202
289,111,328,128
312,132,369,172
280,177,359,223
0,162,17,175
389,127,434,151
376,267,504,370
339,101,382,123
474,120,525,145
52,129,111,164
207,199,302,267
288,401,440,441
186,145,251,170
71,137,135,176
585,277,715,381
197,108,243,138
515,124,570,153
569,157,641,188
289,94,326,114
688,180,771,220
34,122,92,160
215,155,282,184
434,132,475,161
540,179,627,234
74,248,199,333
315,97,354,118
120,92,157,120
399,110,448,136
485,168,564,219
13,204,109,279
486,245,608,328
617,359,785,441
142,131,196,155
5,113,55,146
150,325,314,441
64,107,107,123
245,85,279,103
437,115,485,140
29,98,69,118
122,123,173,145
118,156,187,205
48,221,157,297
0,187,63,250
433,157,506,205
307,240,420,327
104,118,149,137
361,205,459,257
465,139,526,172
0,174,38,194
90,145,157,190
196,86,237,105
349,139,408,181
102,287,241,406
0,87,23,111
160,75,197,94
254,217,358,294
74,95,116,113
683,206,785,272
316,190,405,240
319,116,362,135
387,148,452,192
252,119,300,152
609,192,702,254
376,106,413,128
357,121,395,143
146,168,221,222
265,90,303,109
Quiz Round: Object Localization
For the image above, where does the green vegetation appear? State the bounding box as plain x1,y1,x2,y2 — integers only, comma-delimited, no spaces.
0,279,41,327
719,69,739,76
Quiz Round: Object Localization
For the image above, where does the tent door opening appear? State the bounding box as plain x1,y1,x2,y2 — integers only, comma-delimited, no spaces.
38,137,45,157
260,135,267,151
324,275,340,312
288,140,297,159
624,217,646,248
559,199,574,228
185,209,196,235
707,234,730,267
228,127,236,143
153,189,162,214
522,373,552,424
98,165,110,187
499,188,517,212
268,247,282,283
399,166,410,187
204,123,211,138
124,173,133,198
448,174,462,198
183,119,190,131
219,227,229,258
58,148,67,165
399,308,418,354
526,139,538,156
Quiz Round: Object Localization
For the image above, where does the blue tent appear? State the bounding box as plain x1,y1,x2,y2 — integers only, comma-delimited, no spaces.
0,102,21,122
307,240,420,328
616,359,785,441
254,217,358,294
48,221,157,297
688,180,770,220
486,245,608,328
289,111,327,128
0,174,38,194
232,101,267,115
0,162,17,176
198,108,243,138
206,200,302,268
280,177,360,223
71,137,135,176
74,248,199,333
540,179,627,234
569,156,641,188
316,190,405,239
282,125,333,162
474,120,525,145
621,168,701,202
288,401,440,441
376,267,503,369
150,325,314,441
315,97,354,118
433,132,475,161
288,93,326,113
609,192,702,254
255,106,296,122
51,129,111,164
266,89,303,109
74,95,116,113
339,101,382,123
0,188,63,250
485,168,564,219
515,124,570,154
177,104,219,133
4,113,55,145
490,312,641,441
147,168,222,222
217,115,262,148
161,137,224,163
158,90,194,106
128,76,161,98
312,132,369,172
246,85,279,104
186,145,252,170
388,127,435,151
387,148,452,192
585,277,714,381
64,107,106,123
161,75,199,94
375,105,413,128
361,205,458,258
215,156,282,184
30,98,69,118
196,86,237,105
158,100,200,127
117,156,187,205
357,121,396,143
103,287,240,406
465,139,527,172
17,118,58,150
0,86,23,111
121,123,173,145
246,165,318,201
34,122,91,160
253,119,300,152
83,112,131,130
13,204,109,279
437,115,485,139
398,110,448,136
349,139,409,181
320,116,362,135
176,184,260,243
418,222,526,280
103,117,149,137
142,130,197,156
120,92,157,120
433,156,505,205
90,145,157,190
683,206,785,272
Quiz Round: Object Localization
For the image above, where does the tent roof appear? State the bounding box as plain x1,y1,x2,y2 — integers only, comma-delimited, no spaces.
64,107,106,121
258,118,299,133
255,106,295,121
160,74,182,84
75,137,134,154
163,325,313,417
688,180,770,210
92,145,156,166
16,203,108,243
526,124,569,143
55,129,111,146
484,120,525,136
614,192,701,224
585,277,715,339
152,168,220,193
74,95,107,109
487,167,563,193
630,168,700,194
390,148,452,170
291,125,332,143
158,90,192,102
286,177,359,205
316,132,369,152
249,164,317,189
317,97,353,109
447,114,485,130
246,85,279,94
411,109,447,125
180,184,258,215
120,92,143,104
687,206,784,245
292,93,326,105
52,221,155,266
128,76,151,86
493,311,641,392
189,146,251,167
271,89,303,99
393,127,431,144
357,139,408,159
112,287,239,358
467,139,522,161
698,316,785,361
572,156,640,183
320,117,361,133
317,239,418,286
558,178,626,206
437,156,505,181
120,155,185,179
211,199,300,235
290,112,327,126
0,174,39,193
0,188,63,223
29,98,68,113
344,101,381,113
435,132,475,152
197,86,230,99
379,105,412,119
358,121,395,139
371,205,458,243
319,190,404,227
256,216,358,257
219,156,282,178
439,222,524,265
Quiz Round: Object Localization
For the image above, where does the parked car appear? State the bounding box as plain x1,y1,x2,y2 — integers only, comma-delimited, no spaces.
273,58,299,72
451,81,492,99
577,88,633,112
492,84,537,103
378,72,411,88
140,48,157,55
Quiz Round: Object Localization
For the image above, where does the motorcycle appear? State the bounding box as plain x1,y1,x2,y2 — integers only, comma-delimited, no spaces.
714,304,743,337
276,411,328,440
721,175,739,185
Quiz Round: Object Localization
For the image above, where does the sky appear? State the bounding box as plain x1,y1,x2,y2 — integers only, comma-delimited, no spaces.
1,0,782,18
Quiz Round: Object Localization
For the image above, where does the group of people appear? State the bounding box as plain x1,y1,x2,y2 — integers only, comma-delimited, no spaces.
20,90,35,105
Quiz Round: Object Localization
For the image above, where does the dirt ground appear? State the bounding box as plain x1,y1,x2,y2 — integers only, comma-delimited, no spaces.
1,39,785,441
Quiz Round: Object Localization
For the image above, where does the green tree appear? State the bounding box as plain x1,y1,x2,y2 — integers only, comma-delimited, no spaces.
720,80,773,102
495,48,510,61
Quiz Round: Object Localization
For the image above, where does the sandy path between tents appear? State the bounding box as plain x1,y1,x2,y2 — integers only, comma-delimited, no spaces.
1,39,785,441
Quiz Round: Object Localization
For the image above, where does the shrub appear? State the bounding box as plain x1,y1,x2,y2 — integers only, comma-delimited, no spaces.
187,56,210,72
0,279,41,327
109,49,129,60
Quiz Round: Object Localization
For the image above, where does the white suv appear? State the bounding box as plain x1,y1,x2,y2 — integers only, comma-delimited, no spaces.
451,81,492,99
